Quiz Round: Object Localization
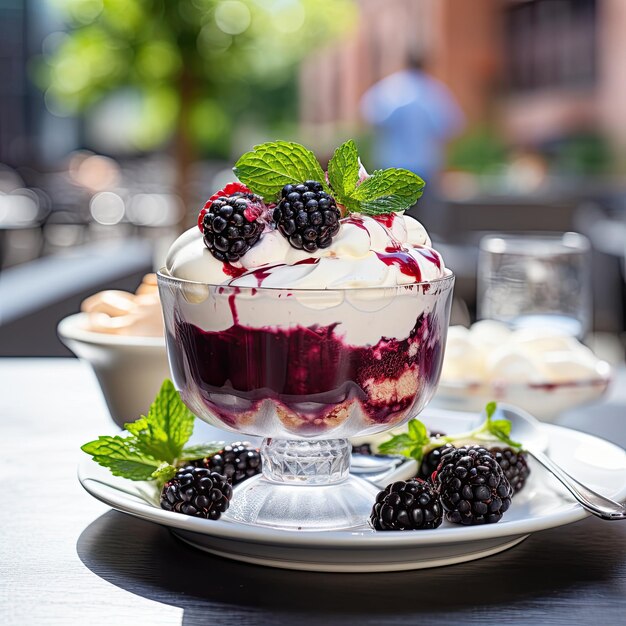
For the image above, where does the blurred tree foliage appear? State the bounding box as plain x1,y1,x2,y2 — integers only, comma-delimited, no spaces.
37,0,355,211
447,127,508,175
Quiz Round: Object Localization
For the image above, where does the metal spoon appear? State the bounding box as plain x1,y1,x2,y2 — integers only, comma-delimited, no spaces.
350,454,416,486
496,403,626,521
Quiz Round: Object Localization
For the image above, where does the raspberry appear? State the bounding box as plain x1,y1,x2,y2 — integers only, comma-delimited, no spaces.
197,182,251,232
273,181,341,252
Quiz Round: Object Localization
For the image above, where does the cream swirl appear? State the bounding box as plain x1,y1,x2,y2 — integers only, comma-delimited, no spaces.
166,213,447,288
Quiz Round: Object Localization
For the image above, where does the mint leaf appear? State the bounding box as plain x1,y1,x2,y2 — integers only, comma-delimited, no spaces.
487,421,522,449
378,418,431,462
378,433,414,456
482,402,522,449
408,418,429,445
151,462,178,484
124,417,148,437
490,419,512,438
352,168,425,215
180,442,225,462
327,140,360,203
81,436,161,480
124,379,194,464
233,141,328,201
152,379,194,457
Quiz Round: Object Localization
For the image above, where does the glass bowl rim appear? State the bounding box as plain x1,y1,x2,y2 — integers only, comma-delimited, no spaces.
156,268,455,294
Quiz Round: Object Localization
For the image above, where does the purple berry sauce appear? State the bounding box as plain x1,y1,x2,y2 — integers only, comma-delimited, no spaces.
168,311,444,435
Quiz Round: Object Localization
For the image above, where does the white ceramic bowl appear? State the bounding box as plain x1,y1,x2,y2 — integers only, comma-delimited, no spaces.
431,361,611,422
58,313,169,428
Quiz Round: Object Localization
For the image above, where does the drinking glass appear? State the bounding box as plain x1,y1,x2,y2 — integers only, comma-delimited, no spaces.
477,232,591,337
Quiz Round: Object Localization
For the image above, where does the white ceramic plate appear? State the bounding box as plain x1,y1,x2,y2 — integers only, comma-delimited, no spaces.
78,411,626,572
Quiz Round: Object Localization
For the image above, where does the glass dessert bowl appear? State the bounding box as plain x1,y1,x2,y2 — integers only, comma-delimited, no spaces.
158,271,454,531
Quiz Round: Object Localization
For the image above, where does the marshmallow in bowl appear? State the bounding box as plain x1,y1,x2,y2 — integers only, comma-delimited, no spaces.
80,274,163,337
441,321,604,384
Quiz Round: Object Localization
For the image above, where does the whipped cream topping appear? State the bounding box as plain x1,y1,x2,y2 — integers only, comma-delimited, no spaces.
441,321,605,385
81,274,163,336
166,213,447,288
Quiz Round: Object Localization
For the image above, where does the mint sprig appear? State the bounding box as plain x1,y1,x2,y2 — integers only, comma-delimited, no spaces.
81,379,225,485
483,401,522,449
378,418,430,462
377,401,523,463
81,435,163,481
233,138,425,215
124,379,194,464
327,140,361,207
233,141,329,201
351,168,425,214
327,140,425,215
179,443,224,462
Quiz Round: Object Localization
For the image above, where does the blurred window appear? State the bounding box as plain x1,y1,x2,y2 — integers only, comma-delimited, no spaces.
505,0,597,93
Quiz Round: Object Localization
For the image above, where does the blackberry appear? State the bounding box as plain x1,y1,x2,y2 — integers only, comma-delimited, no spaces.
192,441,262,485
489,447,530,494
419,443,455,480
273,181,341,252
201,192,265,262
160,466,233,520
370,479,443,531
352,443,373,455
435,446,512,525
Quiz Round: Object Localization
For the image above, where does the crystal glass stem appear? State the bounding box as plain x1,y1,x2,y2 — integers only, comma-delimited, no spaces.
225,437,379,531
261,438,350,486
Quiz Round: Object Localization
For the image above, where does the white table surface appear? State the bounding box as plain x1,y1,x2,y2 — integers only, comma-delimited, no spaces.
1,358,625,626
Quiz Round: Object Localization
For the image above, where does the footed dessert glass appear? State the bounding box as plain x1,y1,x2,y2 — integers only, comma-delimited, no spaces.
158,271,455,531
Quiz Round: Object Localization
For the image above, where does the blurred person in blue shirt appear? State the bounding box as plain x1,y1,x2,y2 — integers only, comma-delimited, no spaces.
360,53,465,188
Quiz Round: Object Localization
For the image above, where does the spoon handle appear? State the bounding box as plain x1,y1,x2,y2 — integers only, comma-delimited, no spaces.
530,448,626,520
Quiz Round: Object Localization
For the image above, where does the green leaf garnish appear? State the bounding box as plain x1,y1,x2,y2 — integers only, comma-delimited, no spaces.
327,139,360,203
485,401,497,420
151,462,178,483
378,433,414,456
378,418,431,462
326,140,425,214
232,138,425,215
483,401,521,449
377,401,523,462
81,436,162,481
352,168,425,214
180,442,225,462
81,379,226,486
123,379,194,465
233,141,328,201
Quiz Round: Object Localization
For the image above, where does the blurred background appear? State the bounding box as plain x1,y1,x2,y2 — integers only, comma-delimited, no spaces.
1,0,625,358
